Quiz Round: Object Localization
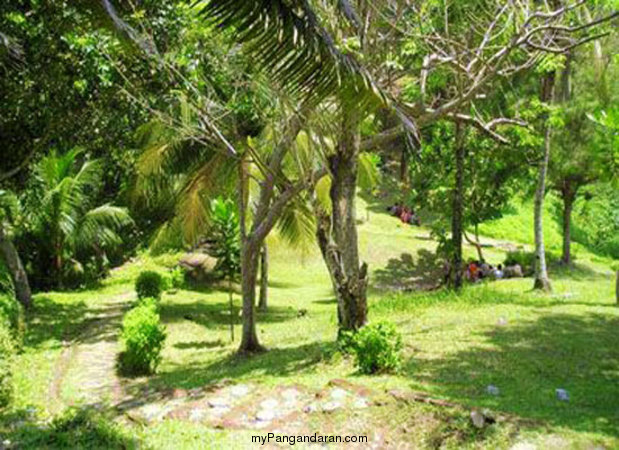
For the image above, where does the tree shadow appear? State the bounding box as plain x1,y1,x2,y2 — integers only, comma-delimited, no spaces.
122,341,337,395
174,339,225,350
160,301,298,329
0,406,140,449
404,312,619,436
371,249,443,293
25,296,90,348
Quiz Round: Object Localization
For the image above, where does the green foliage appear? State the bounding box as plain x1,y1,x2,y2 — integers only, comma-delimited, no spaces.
572,184,619,258
13,408,137,449
18,149,133,289
167,267,185,290
504,250,561,275
346,322,403,374
0,294,24,346
120,304,166,375
208,197,240,280
0,319,15,407
135,270,164,300
136,296,159,312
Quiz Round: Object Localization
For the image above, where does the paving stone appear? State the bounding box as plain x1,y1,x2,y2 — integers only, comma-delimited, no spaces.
230,384,251,397
322,401,342,412
208,397,230,408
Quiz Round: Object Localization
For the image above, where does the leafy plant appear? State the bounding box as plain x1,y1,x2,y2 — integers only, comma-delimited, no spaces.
20,148,133,289
0,294,24,346
0,319,15,407
119,304,166,375
167,266,185,290
208,197,241,280
347,321,403,374
135,270,164,300
136,296,159,312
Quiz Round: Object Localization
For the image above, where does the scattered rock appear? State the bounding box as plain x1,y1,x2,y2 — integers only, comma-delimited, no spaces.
510,442,537,450
330,388,348,400
230,384,251,397
353,398,369,409
322,401,342,412
556,389,569,401
256,409,276,422
189,408,206,422
260,398,279,410
486,385,500,396
208,397,230,408
497,317,508,326
282,388,300,402
470,409,486,428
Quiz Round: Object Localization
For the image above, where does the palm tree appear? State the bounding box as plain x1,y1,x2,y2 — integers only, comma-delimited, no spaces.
23,148,133,288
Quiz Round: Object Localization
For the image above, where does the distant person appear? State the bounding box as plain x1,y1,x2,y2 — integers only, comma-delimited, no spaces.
494,264,504,279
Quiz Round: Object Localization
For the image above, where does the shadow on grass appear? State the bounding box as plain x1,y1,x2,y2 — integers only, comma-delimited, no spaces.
146,341,338,391
25,296,90,348
174,339,225,350
405,312,619,436
0,406,140,449
371,249,444,293
161,301,299,328
548,261,606,281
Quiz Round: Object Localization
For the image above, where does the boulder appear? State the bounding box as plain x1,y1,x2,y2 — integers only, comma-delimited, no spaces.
504,264,523,278
178,253,218,283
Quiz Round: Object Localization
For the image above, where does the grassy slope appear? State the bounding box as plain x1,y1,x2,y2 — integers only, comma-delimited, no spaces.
4,198,618,449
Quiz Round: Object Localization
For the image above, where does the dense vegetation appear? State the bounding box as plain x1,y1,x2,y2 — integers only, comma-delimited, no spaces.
0,1,617,449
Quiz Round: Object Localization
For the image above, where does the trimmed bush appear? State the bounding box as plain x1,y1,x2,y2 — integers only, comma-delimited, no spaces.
136,296,159,312
348,322,402,374
0,320,15,407
135,270,164,300
167,267,185,290
119,305,166,375
0,294,25,345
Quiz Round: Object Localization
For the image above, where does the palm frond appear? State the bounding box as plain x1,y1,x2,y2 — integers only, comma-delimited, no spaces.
277,195,316,250
74,204,133,250
198,0,385,106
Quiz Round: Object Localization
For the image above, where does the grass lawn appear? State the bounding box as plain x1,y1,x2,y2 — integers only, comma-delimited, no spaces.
2,198,618,449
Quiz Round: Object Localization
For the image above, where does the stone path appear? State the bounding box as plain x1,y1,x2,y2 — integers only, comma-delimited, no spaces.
48,293,132,410
118,379,374,435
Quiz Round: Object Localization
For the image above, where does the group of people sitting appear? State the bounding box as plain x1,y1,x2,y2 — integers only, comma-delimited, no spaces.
387,203,421,226
464,259,523,282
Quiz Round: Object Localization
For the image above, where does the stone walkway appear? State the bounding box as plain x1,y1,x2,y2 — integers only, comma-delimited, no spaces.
48,293,131,410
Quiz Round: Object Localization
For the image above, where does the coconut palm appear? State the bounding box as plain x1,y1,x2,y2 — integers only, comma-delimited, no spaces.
23,148,133,288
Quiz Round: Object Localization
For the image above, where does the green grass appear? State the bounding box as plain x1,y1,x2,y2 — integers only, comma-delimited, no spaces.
2,197,618,449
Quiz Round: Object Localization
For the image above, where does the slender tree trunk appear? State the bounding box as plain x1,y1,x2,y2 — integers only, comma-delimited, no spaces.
533,72,555,291
561,187,575,265
533,124,553,291
258,243,268,311
238,156,264,354
615,270,618,305
228,278,234,342
451,122,465,290
318,107,368,334
0,227,32,309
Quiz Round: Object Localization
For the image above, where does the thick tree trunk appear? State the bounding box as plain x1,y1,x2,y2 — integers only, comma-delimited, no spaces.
561,188,575,265
258,243,268,311
0,227,32,309
451,122,465,290
318,107,368,334
533,124,553,292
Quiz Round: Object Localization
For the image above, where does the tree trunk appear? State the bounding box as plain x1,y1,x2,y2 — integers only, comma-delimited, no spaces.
258,243,268,311
533,124,553,291
616,270,618,305
451,122,465,290
0,227,32,309
533,73,555,292
228,279,234,342
561,186,575,265
237,156,264,354
318,107,368,334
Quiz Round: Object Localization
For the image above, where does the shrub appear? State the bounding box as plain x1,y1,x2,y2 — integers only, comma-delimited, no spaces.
119,305,166,375
0,294,24,346
0,320,15,407
348,321,402,374
135,270,163,300
167,267,185,290
136,296,159,312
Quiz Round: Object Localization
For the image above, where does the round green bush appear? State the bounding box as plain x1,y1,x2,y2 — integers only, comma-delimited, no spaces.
0,320,15,407
349,321,402,374
135,271,164,300
120,305,166,375
0,294,25,346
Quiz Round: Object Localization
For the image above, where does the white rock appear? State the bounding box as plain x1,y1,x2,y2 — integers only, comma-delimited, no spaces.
330,388,348,400
322,401,342,412
230,384,251,397
208,397,230,408
260,398,279,410
256,409,276,421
